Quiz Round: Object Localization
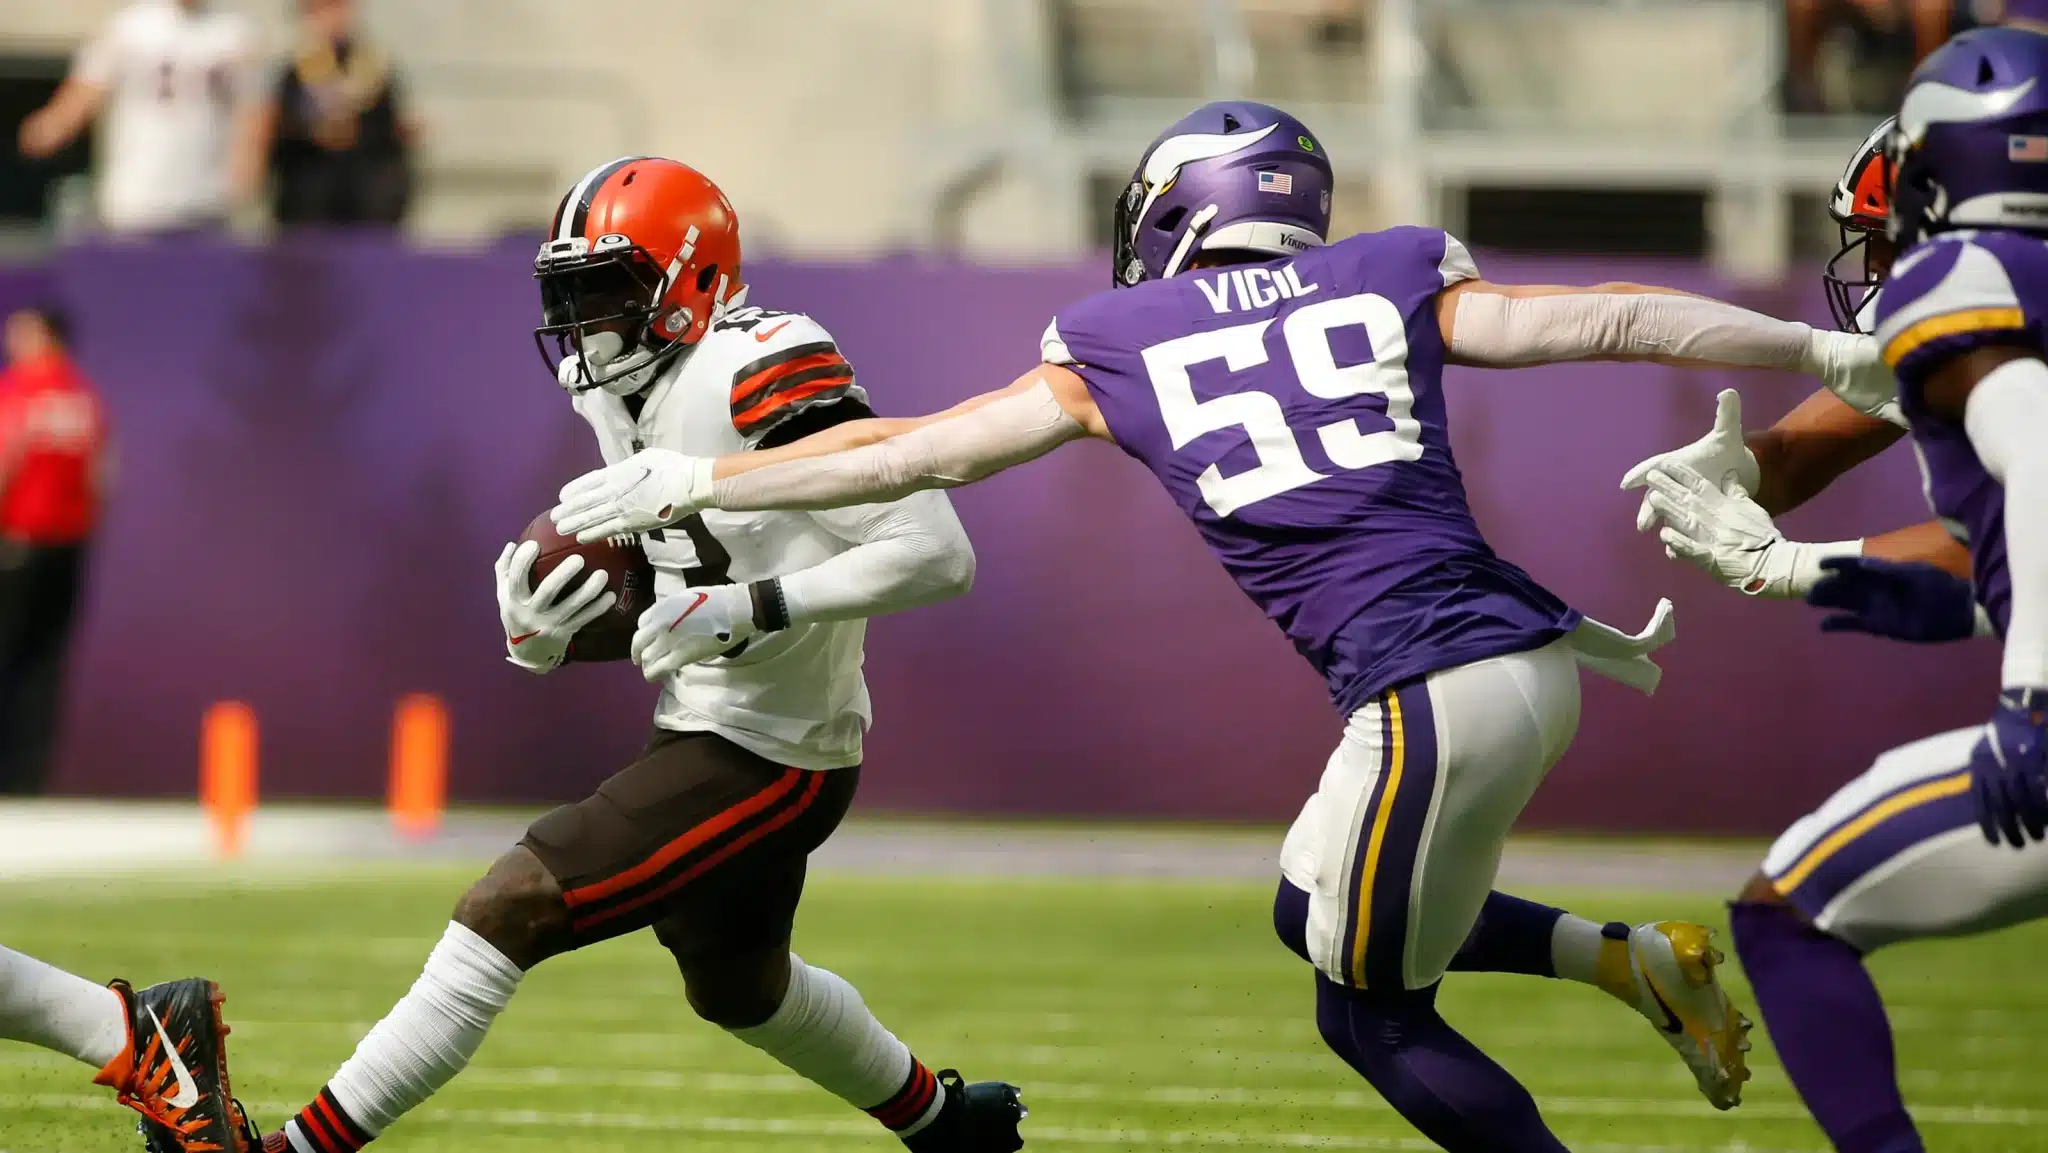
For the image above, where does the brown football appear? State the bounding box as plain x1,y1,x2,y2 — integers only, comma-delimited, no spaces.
518,512,656,663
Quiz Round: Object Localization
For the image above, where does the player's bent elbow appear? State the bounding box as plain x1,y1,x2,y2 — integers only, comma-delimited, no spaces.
927,535,977,600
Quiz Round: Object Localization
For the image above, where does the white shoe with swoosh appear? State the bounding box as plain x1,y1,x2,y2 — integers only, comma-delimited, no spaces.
1621,921,1754,1110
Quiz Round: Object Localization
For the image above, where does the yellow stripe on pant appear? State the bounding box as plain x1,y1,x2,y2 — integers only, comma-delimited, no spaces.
1773,770,1971,896
1349,691,1407,986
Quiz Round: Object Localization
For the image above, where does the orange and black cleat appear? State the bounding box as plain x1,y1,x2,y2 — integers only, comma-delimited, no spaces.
902,1071,1026,1153
94,978,255,1153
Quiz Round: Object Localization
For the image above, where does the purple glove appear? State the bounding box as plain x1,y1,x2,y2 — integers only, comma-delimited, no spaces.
1972,689,2048,849
1805,556,1978,643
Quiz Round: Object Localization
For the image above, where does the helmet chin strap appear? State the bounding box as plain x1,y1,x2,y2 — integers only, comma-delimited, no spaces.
1161,205,1221,279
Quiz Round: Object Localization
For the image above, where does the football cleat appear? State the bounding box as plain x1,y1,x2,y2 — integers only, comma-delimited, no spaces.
902,1070,1026,1153
94,978,252,1153
1619,921,1753,1110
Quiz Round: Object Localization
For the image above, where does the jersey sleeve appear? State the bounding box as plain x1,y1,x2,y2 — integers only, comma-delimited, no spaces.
1041,318,1077,366
1433,230,1480,287
70,10,132,87
1874,236,2036,397
1039,285,1129,373
722,311,867,444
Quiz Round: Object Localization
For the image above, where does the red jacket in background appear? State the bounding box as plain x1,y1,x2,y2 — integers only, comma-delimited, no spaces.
0,351,107,545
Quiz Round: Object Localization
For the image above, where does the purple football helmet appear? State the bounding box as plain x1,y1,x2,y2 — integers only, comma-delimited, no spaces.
1889,25,2048,249
1111,101,1334,288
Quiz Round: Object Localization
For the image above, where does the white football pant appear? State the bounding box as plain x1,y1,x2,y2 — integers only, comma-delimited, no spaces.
1280,638,1581,990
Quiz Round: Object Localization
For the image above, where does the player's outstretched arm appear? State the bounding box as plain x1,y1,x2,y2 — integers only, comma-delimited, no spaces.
1618,385,1945,595
630,491,976,681
1437,280,1903,427
1861,521,1973,576
1741,388,1905,514
701,366,1102,512
723,385,1050,477
1806,554,1991,644
1643,457,1975,600
552,366,1106,542
1626,386,1904,521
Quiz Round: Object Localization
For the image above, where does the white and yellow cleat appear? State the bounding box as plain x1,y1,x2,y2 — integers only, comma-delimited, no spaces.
1608,921,1753,1110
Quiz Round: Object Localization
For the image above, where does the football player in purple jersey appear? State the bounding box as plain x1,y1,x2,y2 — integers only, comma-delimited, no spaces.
545,102,1917,1150
1625,18,2048,1153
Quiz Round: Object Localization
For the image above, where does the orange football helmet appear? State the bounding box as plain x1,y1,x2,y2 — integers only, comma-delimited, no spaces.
534,156,744,393
1823,118,1896,334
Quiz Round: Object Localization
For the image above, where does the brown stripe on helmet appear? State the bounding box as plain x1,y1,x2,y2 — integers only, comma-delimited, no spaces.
573,155,647,240
548,190,572,242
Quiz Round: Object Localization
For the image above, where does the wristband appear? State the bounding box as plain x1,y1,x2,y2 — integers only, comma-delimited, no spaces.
750,578,791,633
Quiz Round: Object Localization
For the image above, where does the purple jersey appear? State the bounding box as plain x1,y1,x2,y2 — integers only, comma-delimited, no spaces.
1042,227,1580,714
1873,229,2031,635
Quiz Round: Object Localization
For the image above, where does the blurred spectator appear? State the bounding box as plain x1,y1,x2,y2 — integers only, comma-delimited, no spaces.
241,0,416,229
1786,0,1975,114
0,307,107,796
1313,1,1367,52
16,0,260,236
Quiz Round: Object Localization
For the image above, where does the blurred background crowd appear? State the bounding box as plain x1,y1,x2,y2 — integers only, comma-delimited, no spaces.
0,0,2002,266
0,0,2003,830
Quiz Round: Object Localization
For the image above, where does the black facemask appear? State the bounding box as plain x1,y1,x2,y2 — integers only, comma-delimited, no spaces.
1822,226,1888,334
532,252,666,390
1110,179,1147,288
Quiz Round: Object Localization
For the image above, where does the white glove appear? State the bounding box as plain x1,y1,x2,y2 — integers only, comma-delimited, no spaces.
630,584,757,682
550,448,716,543
1641,460,1861,599
1619,389,1761,532
1808,329,1908,428
495,539,617,673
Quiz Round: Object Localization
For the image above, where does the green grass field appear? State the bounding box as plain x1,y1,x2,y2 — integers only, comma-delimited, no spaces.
2,866,2043,1152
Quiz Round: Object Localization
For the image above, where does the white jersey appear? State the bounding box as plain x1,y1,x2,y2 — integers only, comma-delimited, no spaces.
572,301,875,770
72,1,258,232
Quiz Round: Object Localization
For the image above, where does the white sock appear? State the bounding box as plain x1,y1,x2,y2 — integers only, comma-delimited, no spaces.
1551,914,1635,1001
730,956,945,1137
0,945,128,1068
284,923,522,1152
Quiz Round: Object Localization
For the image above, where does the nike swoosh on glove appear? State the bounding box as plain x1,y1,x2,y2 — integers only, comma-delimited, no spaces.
1971,688,2048,849
1621,389,1762,533
495,540,616,673
1806,556,1979,643
630,584,757,682
551,448,715,543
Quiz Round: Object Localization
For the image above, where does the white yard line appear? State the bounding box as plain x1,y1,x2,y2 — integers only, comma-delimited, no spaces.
1,1058,2034,1128
0,802,1760,889
0,1093,1818,1152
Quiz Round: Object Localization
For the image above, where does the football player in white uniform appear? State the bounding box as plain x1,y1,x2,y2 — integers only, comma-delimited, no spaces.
251,158,1024,1153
